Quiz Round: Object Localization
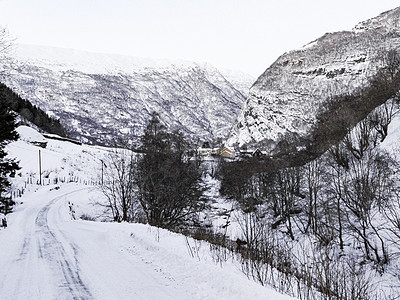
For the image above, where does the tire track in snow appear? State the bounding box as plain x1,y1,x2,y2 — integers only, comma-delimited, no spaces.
34,189,92,300
15,236,31,261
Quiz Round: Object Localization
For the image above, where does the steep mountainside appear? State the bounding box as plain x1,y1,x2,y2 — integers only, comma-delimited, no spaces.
0,82,66,137
1,45,254,145
227,7,400,160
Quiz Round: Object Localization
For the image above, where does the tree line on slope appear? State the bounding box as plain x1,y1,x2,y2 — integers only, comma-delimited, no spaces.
215,52,400,299
0,81,69,215
217,103,400,299
0,82,67,137
257,50,400,170
0,102,19,215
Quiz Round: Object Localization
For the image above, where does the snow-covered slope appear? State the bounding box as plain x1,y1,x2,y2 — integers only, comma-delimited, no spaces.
227,7,400,156
5,98,400,298
2,45,254,145
0,125,294,300
7,126,105,186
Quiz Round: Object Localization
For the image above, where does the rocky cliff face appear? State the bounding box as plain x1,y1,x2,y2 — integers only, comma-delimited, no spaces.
227,7,400,160
1,45,254,145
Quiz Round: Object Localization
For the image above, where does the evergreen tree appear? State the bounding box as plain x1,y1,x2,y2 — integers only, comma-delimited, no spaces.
0,102,19,214
0,82,67,137
135,112,204,228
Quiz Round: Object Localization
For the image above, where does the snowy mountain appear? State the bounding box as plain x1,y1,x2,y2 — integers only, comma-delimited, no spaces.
1,45,254,145
226,7,400,159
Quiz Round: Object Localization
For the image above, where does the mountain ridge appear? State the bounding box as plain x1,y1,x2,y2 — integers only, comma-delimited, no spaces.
226,6,400,160
2,44,254,145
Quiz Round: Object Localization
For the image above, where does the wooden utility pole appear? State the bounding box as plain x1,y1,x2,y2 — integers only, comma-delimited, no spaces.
100,159,104,185
100,159,107,185
39,149,42,185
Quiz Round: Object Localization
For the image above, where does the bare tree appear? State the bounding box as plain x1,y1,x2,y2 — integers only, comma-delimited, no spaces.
384,189,400,250
270,167,302,240
99,149,138,222
0,27,14,77
341,146,396,267
370,100,398,143
324,145,349,250
343,119,376,160
303,159,323,235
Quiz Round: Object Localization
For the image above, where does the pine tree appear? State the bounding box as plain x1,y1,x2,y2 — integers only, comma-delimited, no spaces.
0,102,19,215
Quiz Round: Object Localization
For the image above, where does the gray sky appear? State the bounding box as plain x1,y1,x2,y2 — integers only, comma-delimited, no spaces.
1,0,399,76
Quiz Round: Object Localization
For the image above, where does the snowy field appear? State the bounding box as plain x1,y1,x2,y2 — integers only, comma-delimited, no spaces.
0,126,294,300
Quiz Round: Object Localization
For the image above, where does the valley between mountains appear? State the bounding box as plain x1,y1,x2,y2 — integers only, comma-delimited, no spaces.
2,5,400,300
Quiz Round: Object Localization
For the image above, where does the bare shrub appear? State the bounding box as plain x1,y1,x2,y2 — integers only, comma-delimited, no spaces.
99,149,138,222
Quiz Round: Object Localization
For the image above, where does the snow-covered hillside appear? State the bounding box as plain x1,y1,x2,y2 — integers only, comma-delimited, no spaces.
7,126,105,187
227,6,400,155
0,126,294,300
1,45,254,145
4,96,400,299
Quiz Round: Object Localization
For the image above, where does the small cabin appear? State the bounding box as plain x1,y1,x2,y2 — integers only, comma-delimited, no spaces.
218,147,235,159
252,149,265,158
198,148,219,157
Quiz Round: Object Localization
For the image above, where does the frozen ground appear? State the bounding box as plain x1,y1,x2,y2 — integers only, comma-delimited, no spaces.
0,126,294,300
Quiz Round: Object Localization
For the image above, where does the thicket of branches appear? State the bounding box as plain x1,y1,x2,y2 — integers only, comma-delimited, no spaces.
0,27,13,77
217,99,400,298
216,51,400,299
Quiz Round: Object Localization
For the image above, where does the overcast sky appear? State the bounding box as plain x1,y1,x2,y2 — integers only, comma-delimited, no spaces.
1,0,399,76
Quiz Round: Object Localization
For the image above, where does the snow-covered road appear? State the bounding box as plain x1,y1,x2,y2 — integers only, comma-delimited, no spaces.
0,184,293,300
0,187,95,299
